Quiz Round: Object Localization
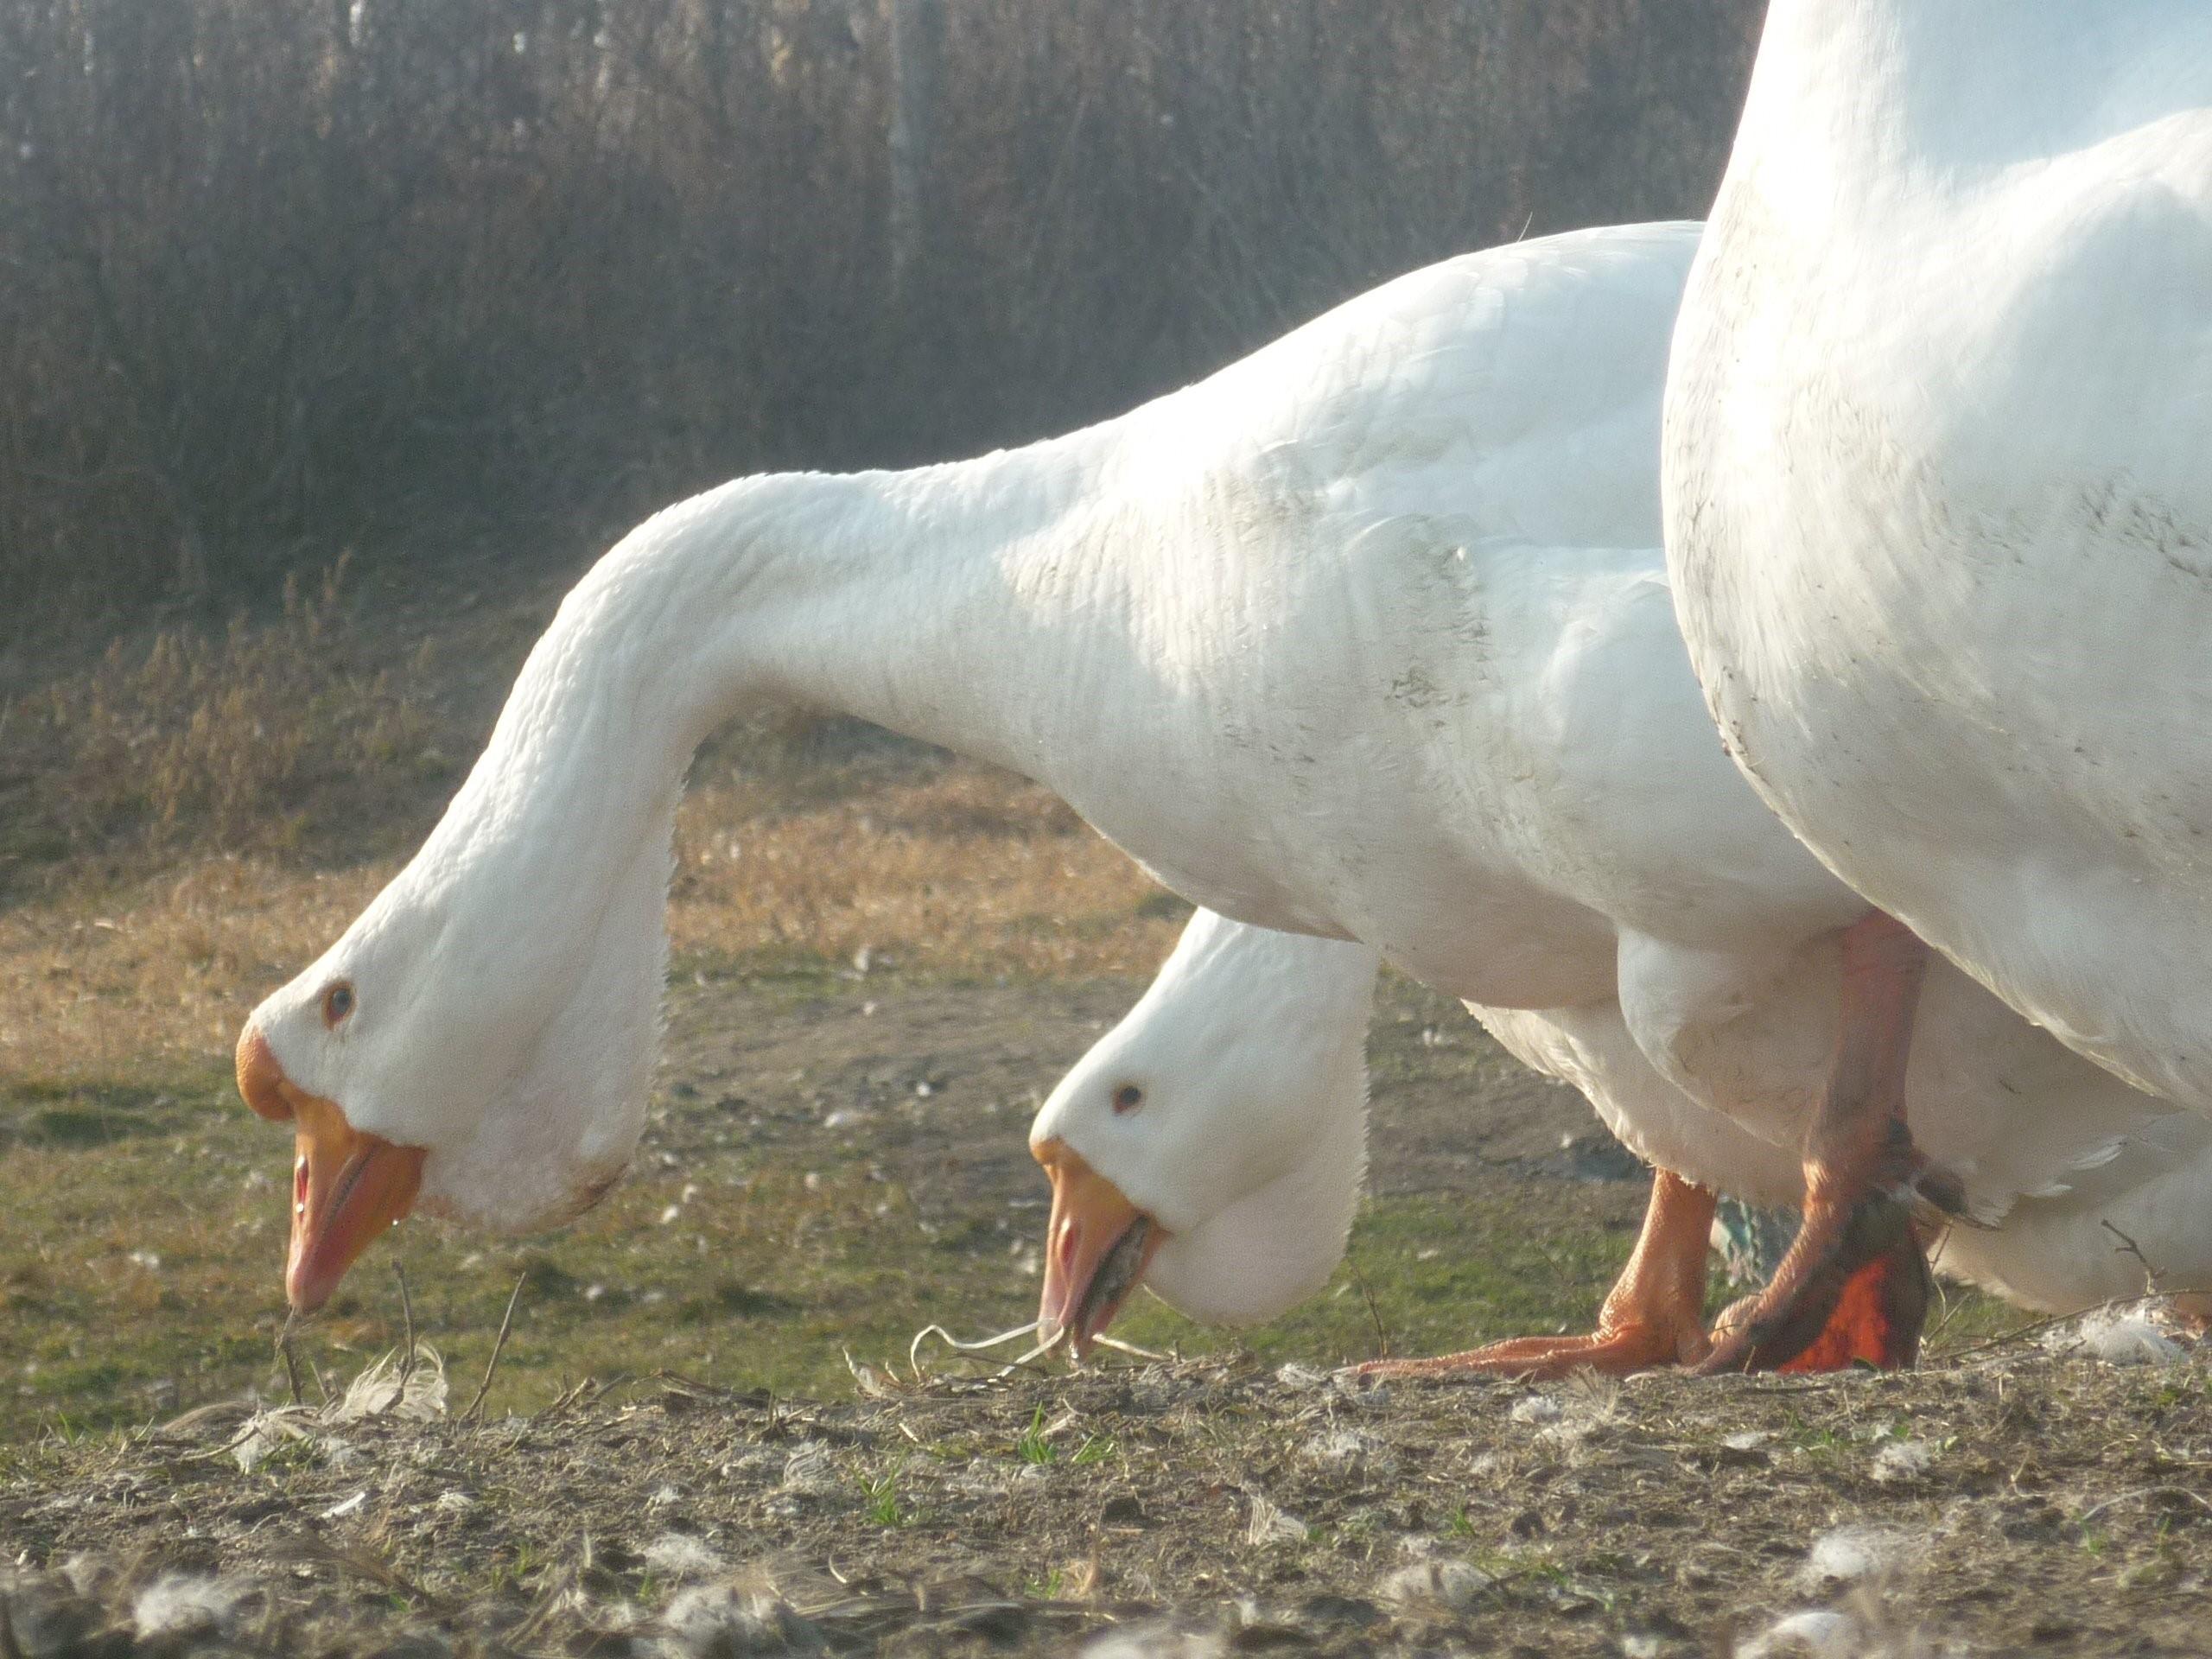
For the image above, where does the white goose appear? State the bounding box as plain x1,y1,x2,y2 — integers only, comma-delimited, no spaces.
236,220,2157,1376
1026,911,1377,1344
1666,7,2212,1116
1033,908,2212,1361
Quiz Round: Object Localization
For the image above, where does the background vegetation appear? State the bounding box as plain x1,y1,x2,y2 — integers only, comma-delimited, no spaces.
0,0,1762,622
0,0,1830,1446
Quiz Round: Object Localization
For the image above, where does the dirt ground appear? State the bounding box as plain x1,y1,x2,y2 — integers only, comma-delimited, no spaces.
653,960,1624,1237
7,1342,2210,1657
7,969,2211,1656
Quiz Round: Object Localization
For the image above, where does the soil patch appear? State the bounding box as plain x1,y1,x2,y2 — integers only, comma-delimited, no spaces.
6,1349,2208,1656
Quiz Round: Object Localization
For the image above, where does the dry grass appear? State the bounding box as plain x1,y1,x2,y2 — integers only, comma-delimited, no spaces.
3,561,441,875
0,558,1185,1090
670,766,1182,983
0,855,385,1087
0,765,1176,1088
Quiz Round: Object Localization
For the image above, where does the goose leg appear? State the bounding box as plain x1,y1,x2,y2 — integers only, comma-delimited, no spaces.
1352,1168,1718,1380
1694,912,1941,1375
1727,1224,1932,1372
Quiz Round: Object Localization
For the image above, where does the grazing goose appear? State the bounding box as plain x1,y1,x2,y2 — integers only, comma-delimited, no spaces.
1027,910,1377,1348
1667,11,2212,1116
235,219,2150,1377
1033,908,2212,1366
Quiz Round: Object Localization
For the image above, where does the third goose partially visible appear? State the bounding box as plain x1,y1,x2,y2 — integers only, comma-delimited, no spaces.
1032,908,2212,1370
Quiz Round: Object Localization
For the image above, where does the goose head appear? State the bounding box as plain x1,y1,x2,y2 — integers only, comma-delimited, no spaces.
1028,911,1377,1359
236,783,672,1313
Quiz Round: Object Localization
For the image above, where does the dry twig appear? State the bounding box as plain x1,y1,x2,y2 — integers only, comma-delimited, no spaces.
466,1272,529,1421
276,1313,306,1408
1940,1293,2169,1363
393,1261,417,1400
2101,1219,2163,1298
1346,1255,1390,1361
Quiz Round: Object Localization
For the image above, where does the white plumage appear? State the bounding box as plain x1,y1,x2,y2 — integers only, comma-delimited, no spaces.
1666,3,2212,1113
1035,908,2212,1338
240,221,2188,1363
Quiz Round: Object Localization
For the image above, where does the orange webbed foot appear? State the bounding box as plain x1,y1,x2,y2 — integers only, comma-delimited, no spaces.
1695,912,1940,1376
1352,1169,1717,1383
1709,1224,1931,1375
1352,1319,1706,1382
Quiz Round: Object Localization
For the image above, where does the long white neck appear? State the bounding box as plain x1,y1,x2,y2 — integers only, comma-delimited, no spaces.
406,435,1138,943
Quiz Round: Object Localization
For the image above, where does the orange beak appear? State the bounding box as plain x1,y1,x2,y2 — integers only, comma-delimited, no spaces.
1033,1140,1165,1361
238,1027,427,1313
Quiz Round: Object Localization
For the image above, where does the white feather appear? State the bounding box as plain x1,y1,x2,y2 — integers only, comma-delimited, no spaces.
1668,3,2212,1116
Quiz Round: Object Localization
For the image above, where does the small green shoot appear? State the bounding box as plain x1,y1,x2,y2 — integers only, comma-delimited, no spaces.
857,1463,906,1527
1015,1403,1056,1465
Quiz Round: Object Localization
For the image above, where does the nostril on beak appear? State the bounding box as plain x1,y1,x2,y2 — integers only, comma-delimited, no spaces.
237,1027,298,1124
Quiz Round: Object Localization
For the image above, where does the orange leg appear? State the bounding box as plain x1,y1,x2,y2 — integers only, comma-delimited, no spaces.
1695,912,1942,1375
1720,1224,1931,1373
1354,1169,1719,1381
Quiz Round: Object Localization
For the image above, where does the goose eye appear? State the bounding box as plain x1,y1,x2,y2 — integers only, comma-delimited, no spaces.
321,981,357,1027
1112,1084,1143,1115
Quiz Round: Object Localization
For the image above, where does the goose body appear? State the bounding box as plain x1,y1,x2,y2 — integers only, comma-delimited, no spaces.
1665,3,2212,1111
1037,910,2212,1337
1472,998,2209,1317
238,222,2159,1370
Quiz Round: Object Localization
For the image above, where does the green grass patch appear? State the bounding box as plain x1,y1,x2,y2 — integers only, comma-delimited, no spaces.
1109,1191,1632,1370
0,1013,2027,1447
0,1058,1648,1443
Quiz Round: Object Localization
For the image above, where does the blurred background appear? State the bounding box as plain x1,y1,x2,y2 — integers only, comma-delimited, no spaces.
0,0,1763,626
